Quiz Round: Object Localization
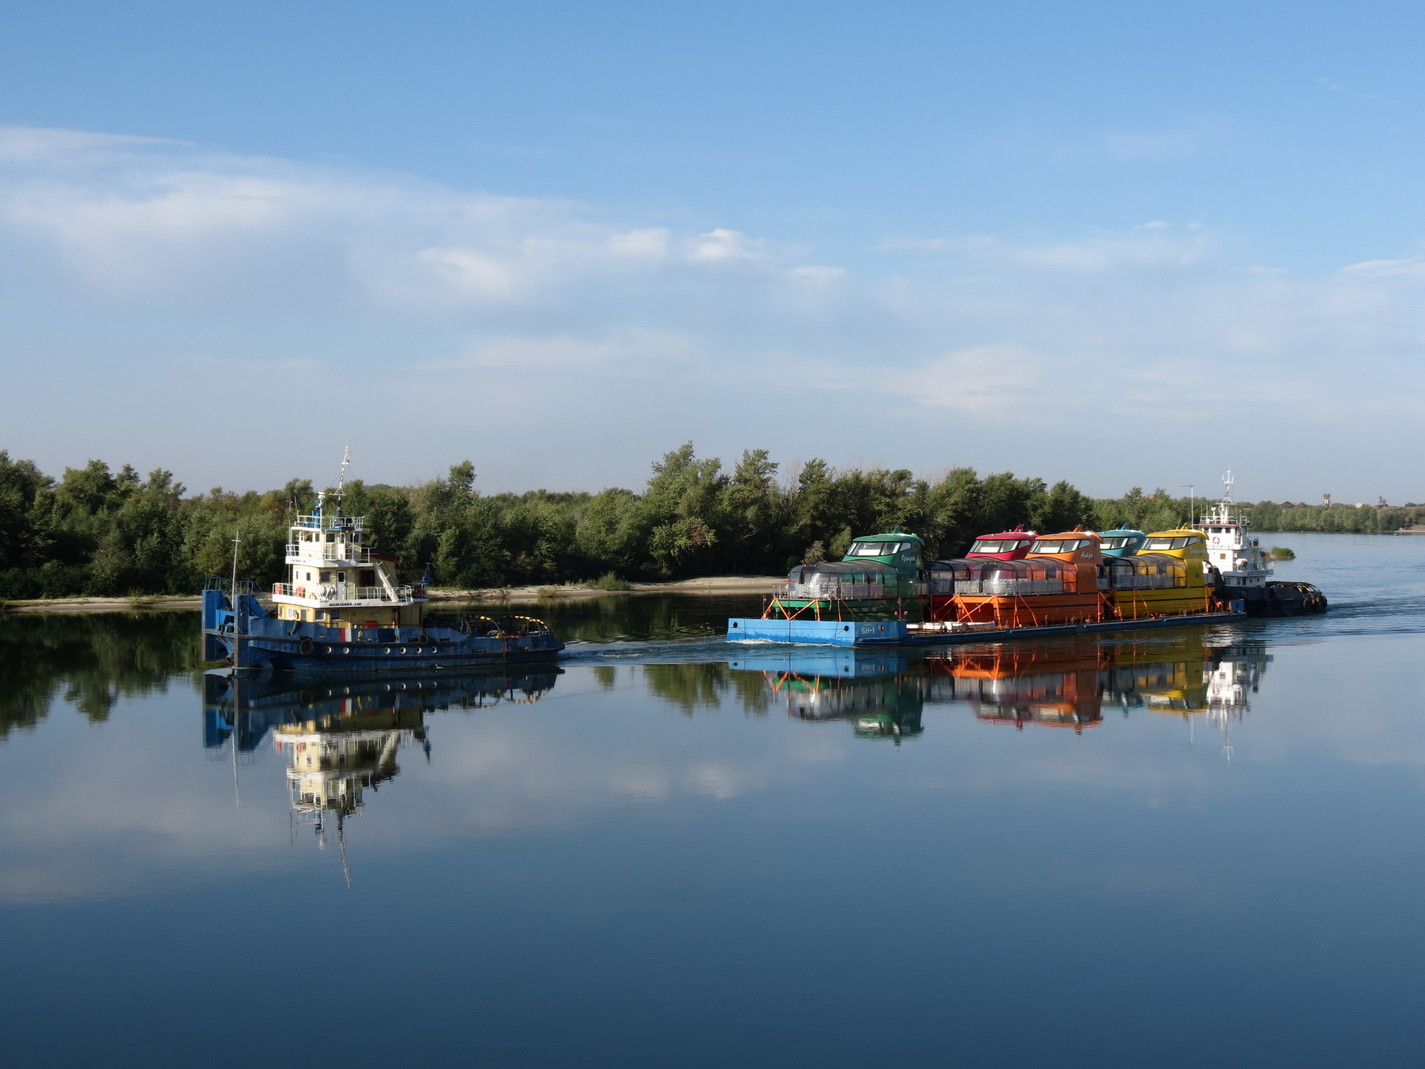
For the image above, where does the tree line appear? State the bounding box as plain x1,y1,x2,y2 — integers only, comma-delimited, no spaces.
1,445,1417,600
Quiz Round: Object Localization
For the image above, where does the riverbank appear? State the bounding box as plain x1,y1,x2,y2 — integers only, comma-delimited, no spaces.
0,575,782,615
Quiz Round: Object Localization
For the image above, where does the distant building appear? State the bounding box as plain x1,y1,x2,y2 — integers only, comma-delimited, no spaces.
1323,493,1332,507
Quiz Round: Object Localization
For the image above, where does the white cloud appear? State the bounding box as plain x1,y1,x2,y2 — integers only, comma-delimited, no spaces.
787,264,847,285
875,228,1212,274
885,345,1044,414
686,227,768,263
0,125,181,166
1342,256,1425,279
429,327,698,371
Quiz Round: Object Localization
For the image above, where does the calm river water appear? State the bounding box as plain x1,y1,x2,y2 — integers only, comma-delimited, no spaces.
4,533,1425,1066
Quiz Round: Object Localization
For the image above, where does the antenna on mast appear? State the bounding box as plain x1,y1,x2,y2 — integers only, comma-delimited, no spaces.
333,446,351,512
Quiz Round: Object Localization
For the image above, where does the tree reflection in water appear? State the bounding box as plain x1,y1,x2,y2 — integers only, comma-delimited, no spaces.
0,610,200,738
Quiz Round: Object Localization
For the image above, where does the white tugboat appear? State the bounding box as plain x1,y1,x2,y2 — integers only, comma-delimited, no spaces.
1197,472,1327,616
201,450,564,671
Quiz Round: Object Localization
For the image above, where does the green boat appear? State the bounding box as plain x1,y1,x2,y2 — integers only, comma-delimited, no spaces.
764,531,928,622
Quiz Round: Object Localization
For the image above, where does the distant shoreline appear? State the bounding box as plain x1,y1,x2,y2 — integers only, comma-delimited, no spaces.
0,575,781,616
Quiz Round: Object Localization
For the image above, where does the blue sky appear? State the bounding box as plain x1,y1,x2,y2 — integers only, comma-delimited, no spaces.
3,1,1423,504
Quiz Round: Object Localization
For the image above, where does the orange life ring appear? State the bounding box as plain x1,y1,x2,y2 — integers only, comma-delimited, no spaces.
295,586,306,598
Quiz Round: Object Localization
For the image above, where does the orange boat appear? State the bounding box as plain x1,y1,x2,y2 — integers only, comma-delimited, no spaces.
939,529,1109,627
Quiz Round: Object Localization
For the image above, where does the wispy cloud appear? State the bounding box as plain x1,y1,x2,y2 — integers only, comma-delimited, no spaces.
1342,255,1425,279
875,225,1213,274
0,125,183,166
1317,77,1398,105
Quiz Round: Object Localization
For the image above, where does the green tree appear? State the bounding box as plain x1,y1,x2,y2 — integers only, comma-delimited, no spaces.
718,448,784,573
641,443,726,576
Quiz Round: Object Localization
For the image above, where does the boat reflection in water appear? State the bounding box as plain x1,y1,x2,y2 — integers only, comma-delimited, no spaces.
937,635,1270,739
728,649,928,742
729,635,1269,744
202,668,561,880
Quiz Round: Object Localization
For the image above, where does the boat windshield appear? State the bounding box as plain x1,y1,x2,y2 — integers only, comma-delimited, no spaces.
1031,538,1089,554
969,539,1029,554
1144,535,1199,551
1101,536,1134,550
847,541,906,556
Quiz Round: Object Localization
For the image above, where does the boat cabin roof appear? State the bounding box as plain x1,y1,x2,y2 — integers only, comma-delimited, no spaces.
1028,531,1101,557
973,530,1036,542
845,531,924,551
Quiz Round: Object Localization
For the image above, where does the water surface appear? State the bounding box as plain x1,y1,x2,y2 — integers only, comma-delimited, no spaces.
4,534,1425,1066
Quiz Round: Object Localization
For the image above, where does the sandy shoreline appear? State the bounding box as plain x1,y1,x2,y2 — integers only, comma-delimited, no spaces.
1,575,781,615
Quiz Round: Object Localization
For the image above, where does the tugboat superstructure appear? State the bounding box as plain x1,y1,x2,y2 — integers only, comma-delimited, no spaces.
1197,472,1327,616
271,487,424,631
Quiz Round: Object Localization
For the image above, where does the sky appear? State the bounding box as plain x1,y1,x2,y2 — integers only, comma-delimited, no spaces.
3,0,1423,505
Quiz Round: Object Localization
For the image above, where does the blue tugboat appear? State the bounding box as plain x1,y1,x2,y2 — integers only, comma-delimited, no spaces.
201,454,564,672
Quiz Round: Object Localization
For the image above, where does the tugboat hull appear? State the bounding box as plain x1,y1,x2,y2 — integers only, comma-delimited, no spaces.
203,592,563,673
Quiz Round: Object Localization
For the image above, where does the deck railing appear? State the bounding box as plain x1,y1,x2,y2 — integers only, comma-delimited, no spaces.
286,543,376,563
272,582,415,603
293,513,364,531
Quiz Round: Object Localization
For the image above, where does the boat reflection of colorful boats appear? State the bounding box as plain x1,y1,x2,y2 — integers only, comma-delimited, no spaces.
727,649,928,742
929,635,1270,737
728,633,1271,743
934,640,1109,732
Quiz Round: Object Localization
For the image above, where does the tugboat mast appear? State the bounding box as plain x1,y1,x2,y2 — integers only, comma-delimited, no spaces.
334,445,351,512
230,530,242,673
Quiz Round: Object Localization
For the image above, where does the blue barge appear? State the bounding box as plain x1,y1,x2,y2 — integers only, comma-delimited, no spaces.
726,609,1248,648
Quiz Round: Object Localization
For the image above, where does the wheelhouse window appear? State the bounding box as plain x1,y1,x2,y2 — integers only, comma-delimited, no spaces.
847,541,892,556
1145,536,1197,551
971,539,1031,554
1031,538,1088,554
